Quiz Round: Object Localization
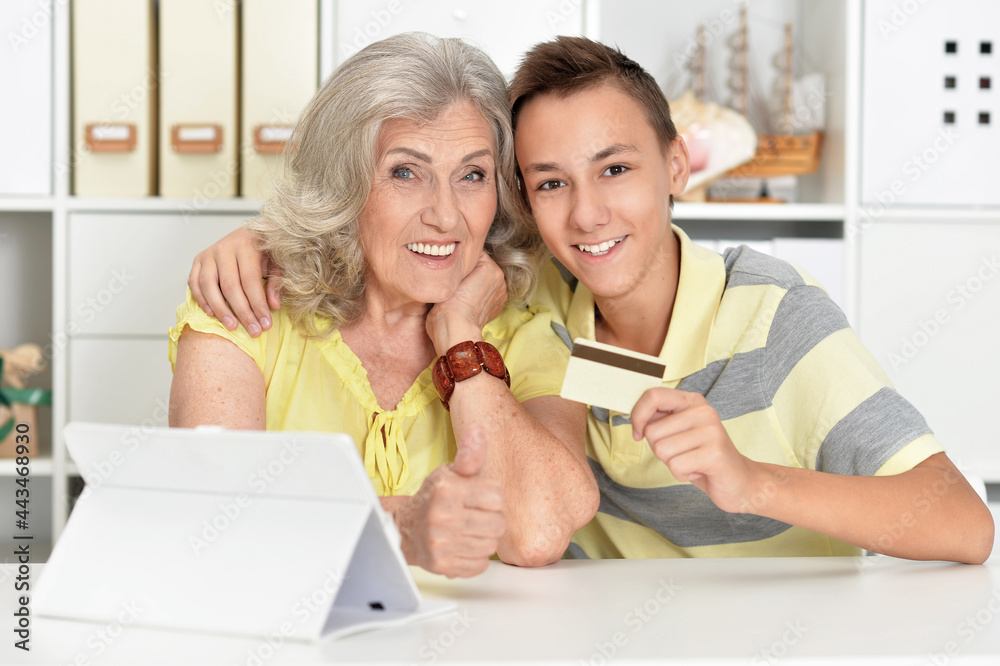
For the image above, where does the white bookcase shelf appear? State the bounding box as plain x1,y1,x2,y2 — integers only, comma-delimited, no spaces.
865,207,1000,222
0,198,56,213
673,202,847,222
0,458,53,477
66,197,264,214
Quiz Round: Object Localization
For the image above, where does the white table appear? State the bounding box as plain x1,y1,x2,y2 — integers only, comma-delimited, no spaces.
2,557,999,665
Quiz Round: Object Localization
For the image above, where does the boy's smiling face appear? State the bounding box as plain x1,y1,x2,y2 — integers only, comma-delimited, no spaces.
515,82,690,302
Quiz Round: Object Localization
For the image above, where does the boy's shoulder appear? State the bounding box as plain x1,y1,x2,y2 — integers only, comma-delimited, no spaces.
714,244,850,358
719,244,843,316
721,244,812,292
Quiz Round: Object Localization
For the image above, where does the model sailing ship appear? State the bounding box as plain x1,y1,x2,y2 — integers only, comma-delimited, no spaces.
671,24,757,198
673,4,825,202
724,7,823,185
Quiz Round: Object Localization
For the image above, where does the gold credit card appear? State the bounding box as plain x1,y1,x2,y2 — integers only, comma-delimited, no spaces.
559,338,666,414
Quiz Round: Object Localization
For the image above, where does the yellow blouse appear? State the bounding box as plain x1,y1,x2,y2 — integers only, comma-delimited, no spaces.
168,289,568,496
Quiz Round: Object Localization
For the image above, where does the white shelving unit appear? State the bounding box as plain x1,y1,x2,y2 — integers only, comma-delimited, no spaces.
0,1,267,545
3,0,996,550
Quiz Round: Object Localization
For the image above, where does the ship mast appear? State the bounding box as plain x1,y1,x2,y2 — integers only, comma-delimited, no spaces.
727,4,750,118
689,24,707,102
776,22,795,133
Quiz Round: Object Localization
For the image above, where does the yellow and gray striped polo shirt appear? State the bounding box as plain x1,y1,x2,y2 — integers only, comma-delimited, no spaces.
534,225,943,558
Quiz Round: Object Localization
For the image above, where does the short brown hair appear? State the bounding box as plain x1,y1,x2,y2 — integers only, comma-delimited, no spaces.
509,36,677,150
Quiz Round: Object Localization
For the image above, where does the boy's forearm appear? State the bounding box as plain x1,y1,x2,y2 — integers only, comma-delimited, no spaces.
745,455,994,564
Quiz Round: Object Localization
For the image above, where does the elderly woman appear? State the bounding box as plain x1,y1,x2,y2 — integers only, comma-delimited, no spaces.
169,33,598,579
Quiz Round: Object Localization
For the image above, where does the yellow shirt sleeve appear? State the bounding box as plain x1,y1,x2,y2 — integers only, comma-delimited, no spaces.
875,433,945,476
168,287,269,373
768,285,943,477
483,303,570,403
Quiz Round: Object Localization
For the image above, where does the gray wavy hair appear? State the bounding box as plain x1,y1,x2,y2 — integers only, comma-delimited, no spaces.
251,32,544,335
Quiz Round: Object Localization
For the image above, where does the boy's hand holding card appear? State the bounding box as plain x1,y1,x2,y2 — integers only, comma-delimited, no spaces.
559,338,666,414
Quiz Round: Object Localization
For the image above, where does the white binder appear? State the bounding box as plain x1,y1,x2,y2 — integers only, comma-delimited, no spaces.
34,423,454,641
241,0,318,199
159,0,239,199
71,0,156,197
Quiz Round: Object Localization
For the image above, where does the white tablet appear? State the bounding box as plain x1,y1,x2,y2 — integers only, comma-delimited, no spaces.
34,423,454,641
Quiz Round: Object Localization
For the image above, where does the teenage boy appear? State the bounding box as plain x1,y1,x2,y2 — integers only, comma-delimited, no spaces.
186,37,993,564
510,36,991,562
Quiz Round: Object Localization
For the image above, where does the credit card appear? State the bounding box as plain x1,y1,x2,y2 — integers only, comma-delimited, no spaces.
559,338,666,414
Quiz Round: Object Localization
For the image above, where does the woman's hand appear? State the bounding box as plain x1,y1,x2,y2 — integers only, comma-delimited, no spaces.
392,427,506,578
425,252,507,355
630,387,765,515
188,227,283,337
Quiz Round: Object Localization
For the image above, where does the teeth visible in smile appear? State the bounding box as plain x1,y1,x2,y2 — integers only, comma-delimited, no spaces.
576,236,625,256
406,242,456,257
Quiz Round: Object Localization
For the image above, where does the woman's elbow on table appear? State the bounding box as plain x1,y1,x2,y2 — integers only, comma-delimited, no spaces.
498,529,572,568
498,486,599,567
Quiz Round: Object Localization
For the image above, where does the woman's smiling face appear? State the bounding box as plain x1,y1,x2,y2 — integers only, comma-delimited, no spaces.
359,100,498,310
